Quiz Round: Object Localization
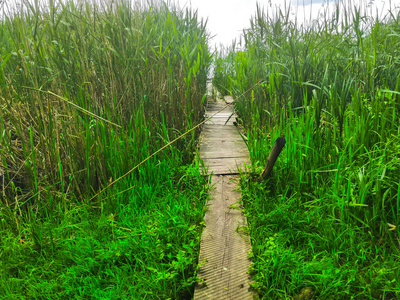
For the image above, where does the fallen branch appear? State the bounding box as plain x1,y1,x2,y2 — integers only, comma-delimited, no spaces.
259,136,286,181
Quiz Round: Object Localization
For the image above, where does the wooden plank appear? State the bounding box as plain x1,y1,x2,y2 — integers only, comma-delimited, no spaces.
200,152,249,159
205,117,235,122
223,95,235,103
199,165,248,175
202,158,250,167
201,136,245,142
201,125,238,131
199,150,248,158
200,167,245,176
207,101,232,106
206,107,233,113
205,112,234,115
194,175,254,299
208,106,232,109
200,142,248,153
205,120,235,125
200,138,248,146
206,107,232,111
206,107,232,110
206,103,232,107
205,118,235,123
204,118,235,122
205,112,234,116
194,96,254,299
200,147,247,154
206,110,233,115
200,158,250,174
200,138,247,144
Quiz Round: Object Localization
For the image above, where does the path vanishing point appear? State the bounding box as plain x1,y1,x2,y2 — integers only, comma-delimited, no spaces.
193,83,254,300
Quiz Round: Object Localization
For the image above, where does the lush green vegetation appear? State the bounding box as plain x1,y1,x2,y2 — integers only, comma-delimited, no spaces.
214,2,400,299
0,0,211,298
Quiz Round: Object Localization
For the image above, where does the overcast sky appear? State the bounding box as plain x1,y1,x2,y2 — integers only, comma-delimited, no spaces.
177,0,400,48
2,0,399,47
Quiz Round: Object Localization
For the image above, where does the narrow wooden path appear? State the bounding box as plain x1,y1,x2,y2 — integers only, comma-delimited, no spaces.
194,95,254,299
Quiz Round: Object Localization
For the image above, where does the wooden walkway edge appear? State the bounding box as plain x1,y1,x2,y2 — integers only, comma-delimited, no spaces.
194,95,254,299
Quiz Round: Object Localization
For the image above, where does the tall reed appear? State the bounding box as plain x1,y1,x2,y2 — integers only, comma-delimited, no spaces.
214,1,400,298
0,1,211,298
0,0,211,209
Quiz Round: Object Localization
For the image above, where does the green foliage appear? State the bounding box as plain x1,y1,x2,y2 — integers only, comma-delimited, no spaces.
0,0,211,203
1,163,209,299
0,0,211,298
242,179,400,299
214,1,400,299
212,44,237,96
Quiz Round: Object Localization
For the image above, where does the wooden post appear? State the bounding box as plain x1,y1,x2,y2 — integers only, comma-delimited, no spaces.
259,136,286,180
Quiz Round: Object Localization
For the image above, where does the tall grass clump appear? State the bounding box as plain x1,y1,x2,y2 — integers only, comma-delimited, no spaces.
214,0,400,298
1,0,210,203
0,0,211,298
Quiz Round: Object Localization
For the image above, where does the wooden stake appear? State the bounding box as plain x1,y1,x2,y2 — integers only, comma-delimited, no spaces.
259,136,286,180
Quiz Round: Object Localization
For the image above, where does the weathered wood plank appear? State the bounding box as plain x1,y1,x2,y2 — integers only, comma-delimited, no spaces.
205,106,233,112
201,125,237,131
205,112,234,115
200,139,248,146
205,120,235,125
200,137,245,143
194,175,254,299
202,158,250,167
200,148,248,158
223,95,234,103
200,152,249,159
194,96,253,299
199,108,250,174
200,159,250,174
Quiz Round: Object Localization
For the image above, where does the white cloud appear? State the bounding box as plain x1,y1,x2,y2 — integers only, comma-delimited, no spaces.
179,0,400,48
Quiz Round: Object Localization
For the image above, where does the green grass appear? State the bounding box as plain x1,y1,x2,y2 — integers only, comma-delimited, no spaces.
1,162,209,299
214,0,400,299
0,0,211,298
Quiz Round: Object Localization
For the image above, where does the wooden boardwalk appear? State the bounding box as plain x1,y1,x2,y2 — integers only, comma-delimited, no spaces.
199,96,250,175
194,96,254,299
